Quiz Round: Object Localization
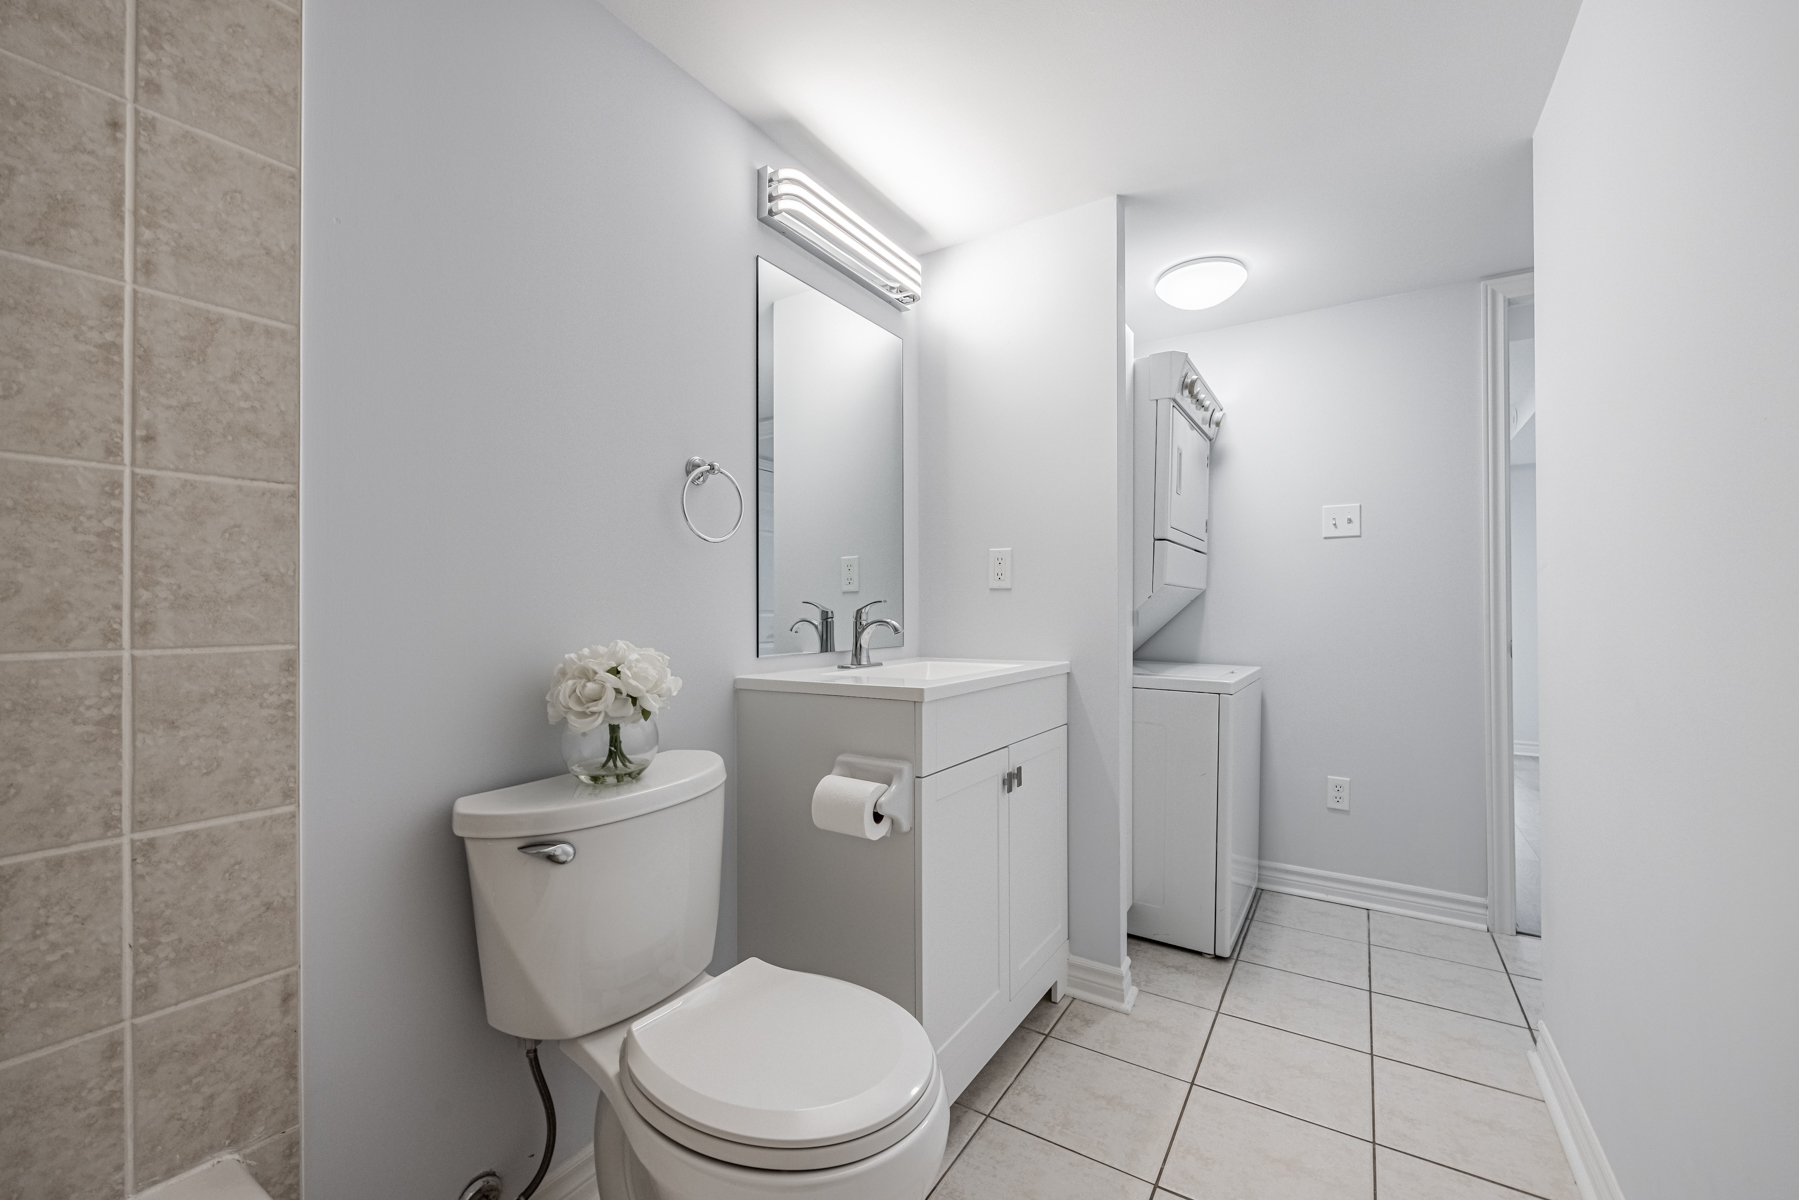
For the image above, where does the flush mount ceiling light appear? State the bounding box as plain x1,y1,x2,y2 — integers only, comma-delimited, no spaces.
759,167,922,309
1155,257,1249,310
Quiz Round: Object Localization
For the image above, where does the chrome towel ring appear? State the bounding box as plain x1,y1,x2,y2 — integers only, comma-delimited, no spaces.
681,456,744,543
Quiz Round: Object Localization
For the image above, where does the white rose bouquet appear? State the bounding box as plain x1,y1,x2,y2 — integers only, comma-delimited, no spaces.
548,641,681,783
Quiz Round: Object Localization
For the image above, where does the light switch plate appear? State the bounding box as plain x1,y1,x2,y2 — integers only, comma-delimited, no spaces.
840,556,860,592
1327,776,1351,811
989,548,1013,589
1323,504,1362,538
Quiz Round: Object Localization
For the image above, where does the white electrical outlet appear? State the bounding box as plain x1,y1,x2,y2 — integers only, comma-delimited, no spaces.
988,548,1013,589
1327,776,1351,812
840,556,860,592
1322,504,1362,538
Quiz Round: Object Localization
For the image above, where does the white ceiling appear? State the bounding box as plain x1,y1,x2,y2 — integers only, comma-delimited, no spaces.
602,0,1579,341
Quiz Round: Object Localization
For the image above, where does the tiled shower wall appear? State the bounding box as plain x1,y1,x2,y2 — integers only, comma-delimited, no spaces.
0,0,300,1196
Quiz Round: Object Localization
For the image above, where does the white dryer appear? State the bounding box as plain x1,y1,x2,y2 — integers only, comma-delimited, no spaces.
1129,662,1262,956
1133,351,1225,648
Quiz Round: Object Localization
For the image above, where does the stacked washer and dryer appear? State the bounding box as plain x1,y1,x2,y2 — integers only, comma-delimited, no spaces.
1129,351,1264,959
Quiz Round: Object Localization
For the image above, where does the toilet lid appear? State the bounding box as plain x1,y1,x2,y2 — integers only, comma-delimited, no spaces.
622,958,937,1149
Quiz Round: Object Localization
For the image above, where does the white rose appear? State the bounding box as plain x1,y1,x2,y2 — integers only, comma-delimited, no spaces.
546,641,679,729
616,648,677,701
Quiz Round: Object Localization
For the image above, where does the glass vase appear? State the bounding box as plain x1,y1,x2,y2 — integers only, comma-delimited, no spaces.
563,716,659,785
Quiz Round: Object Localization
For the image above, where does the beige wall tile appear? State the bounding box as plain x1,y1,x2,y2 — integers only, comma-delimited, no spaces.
0,0,127,93
240,1126,300,1200
134,111,297,322
0,845,122,1058
0,1029,125,1198
132,811,295,1009
0,458,123,651
133,972,298,1190
0,56,125,277
0,656,121,856
134,292,298,482
137,0,299,165
134,649,296,829
132,472,297,648
0,256,124,462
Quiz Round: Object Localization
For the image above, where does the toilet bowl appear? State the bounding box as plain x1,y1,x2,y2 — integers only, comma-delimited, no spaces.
454,751,946,1200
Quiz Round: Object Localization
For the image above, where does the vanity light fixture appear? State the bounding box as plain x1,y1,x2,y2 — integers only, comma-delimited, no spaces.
1155,257,1249,310
758,167,923,309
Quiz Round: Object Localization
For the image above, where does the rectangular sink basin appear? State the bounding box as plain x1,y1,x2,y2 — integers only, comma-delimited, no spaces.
736,658,1068,701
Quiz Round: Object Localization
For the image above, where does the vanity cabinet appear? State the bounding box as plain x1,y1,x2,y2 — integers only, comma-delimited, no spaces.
735,662,1069,1105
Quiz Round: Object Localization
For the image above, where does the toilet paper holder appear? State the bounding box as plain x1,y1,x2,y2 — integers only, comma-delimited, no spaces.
831,754,914,833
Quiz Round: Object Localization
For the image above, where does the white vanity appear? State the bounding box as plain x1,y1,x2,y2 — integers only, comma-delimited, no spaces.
735,659,1070,1104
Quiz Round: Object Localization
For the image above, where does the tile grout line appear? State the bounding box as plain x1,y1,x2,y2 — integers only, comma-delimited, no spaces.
121,0,139,1187
0,809,294,867
0,644,299,663
1492,929,1539,1043
1379,1145,1562,1200
1148,893,1252,1194
1370,1053,1544,1102
132,965,298,1026
0,450,299,491
0,249,300,331
1256,913,1512,977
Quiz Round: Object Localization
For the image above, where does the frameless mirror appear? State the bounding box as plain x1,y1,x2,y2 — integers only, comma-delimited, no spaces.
756,259,904,656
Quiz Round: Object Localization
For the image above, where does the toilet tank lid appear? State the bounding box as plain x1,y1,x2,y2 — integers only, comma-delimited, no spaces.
453,749,725,839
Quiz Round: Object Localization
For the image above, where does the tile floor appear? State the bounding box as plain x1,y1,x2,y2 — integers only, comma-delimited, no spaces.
1515,756,1542,936
930,892,1560,1200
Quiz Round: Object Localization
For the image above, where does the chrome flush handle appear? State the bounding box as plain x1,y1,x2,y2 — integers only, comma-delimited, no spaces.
518,841,576,865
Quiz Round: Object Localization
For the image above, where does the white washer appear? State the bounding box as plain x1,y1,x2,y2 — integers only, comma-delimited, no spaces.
1129,663,1263,956
454,753,948,1200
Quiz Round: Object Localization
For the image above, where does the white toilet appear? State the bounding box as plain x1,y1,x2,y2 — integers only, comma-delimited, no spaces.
453,750,948,1200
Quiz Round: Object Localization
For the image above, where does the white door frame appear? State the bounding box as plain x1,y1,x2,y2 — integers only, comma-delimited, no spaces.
1481,270,1534,935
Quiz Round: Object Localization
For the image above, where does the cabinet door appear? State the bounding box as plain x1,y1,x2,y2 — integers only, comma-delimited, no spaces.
1006,726,1068,997
920,748,1009,1051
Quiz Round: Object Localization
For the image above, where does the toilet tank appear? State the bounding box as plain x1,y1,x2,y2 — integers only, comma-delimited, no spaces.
452,750,727,1039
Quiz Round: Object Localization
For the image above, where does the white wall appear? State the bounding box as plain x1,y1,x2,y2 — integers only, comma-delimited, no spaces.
1509,462,1538,749
300,1,914,1194
1137,283,1489,900
918,197,1133,969
1534,0,1799,1193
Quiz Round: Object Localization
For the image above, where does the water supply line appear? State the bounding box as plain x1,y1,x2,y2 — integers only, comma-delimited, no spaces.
457,1041,557,1200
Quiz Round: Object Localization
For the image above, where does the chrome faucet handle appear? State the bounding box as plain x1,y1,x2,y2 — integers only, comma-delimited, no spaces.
803,600,834,617
853,600,887,624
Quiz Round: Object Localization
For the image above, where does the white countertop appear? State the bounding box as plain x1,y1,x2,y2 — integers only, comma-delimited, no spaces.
735,657,1069,702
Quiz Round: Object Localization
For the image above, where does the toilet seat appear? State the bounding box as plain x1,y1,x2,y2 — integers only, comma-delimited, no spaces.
620,958,938,1171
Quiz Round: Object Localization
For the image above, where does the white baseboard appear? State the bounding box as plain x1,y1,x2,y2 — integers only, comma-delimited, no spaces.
1066,954,1138,1013
538,1143,599,1200
1530,1023,1625,1200
1515,741,1541,758
1257,860,1488,929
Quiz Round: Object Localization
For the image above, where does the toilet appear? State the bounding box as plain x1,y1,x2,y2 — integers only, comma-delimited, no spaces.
453,750,948,1200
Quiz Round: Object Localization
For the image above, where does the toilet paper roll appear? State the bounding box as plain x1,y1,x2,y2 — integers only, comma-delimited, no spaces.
812,774,891,840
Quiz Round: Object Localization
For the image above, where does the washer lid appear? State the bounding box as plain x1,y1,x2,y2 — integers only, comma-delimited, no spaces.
1132,661,1261,694
622,958,936,1149
452,749,724,839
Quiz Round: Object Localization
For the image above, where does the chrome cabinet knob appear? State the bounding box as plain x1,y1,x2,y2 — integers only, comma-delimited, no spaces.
518,841,576,864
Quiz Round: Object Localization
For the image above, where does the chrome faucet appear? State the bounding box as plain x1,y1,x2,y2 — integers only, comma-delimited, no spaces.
840,600,902,669
790,601,836,652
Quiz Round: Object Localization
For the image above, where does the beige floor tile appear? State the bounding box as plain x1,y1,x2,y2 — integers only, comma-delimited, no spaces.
1221,961,1370,1051
1021,991,1071,1033
1512,974,1543,1027
1240,921,1368,989
1160,1087,1373,1200
1052,993,1215,1079
1129,936,1235,1009
1373,1058,1578,1200
993,1037,1188,1180
1375,1147,1540,1199
1194,1015,1371,1139
956,1025,1043,1114
1370,947,1523,1026
1252,892,1369,942
1372,995,1538,1097
1370,912,1503,970
1494,933,1544,980
934,1104,984,1189
931,1119,1151,1200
